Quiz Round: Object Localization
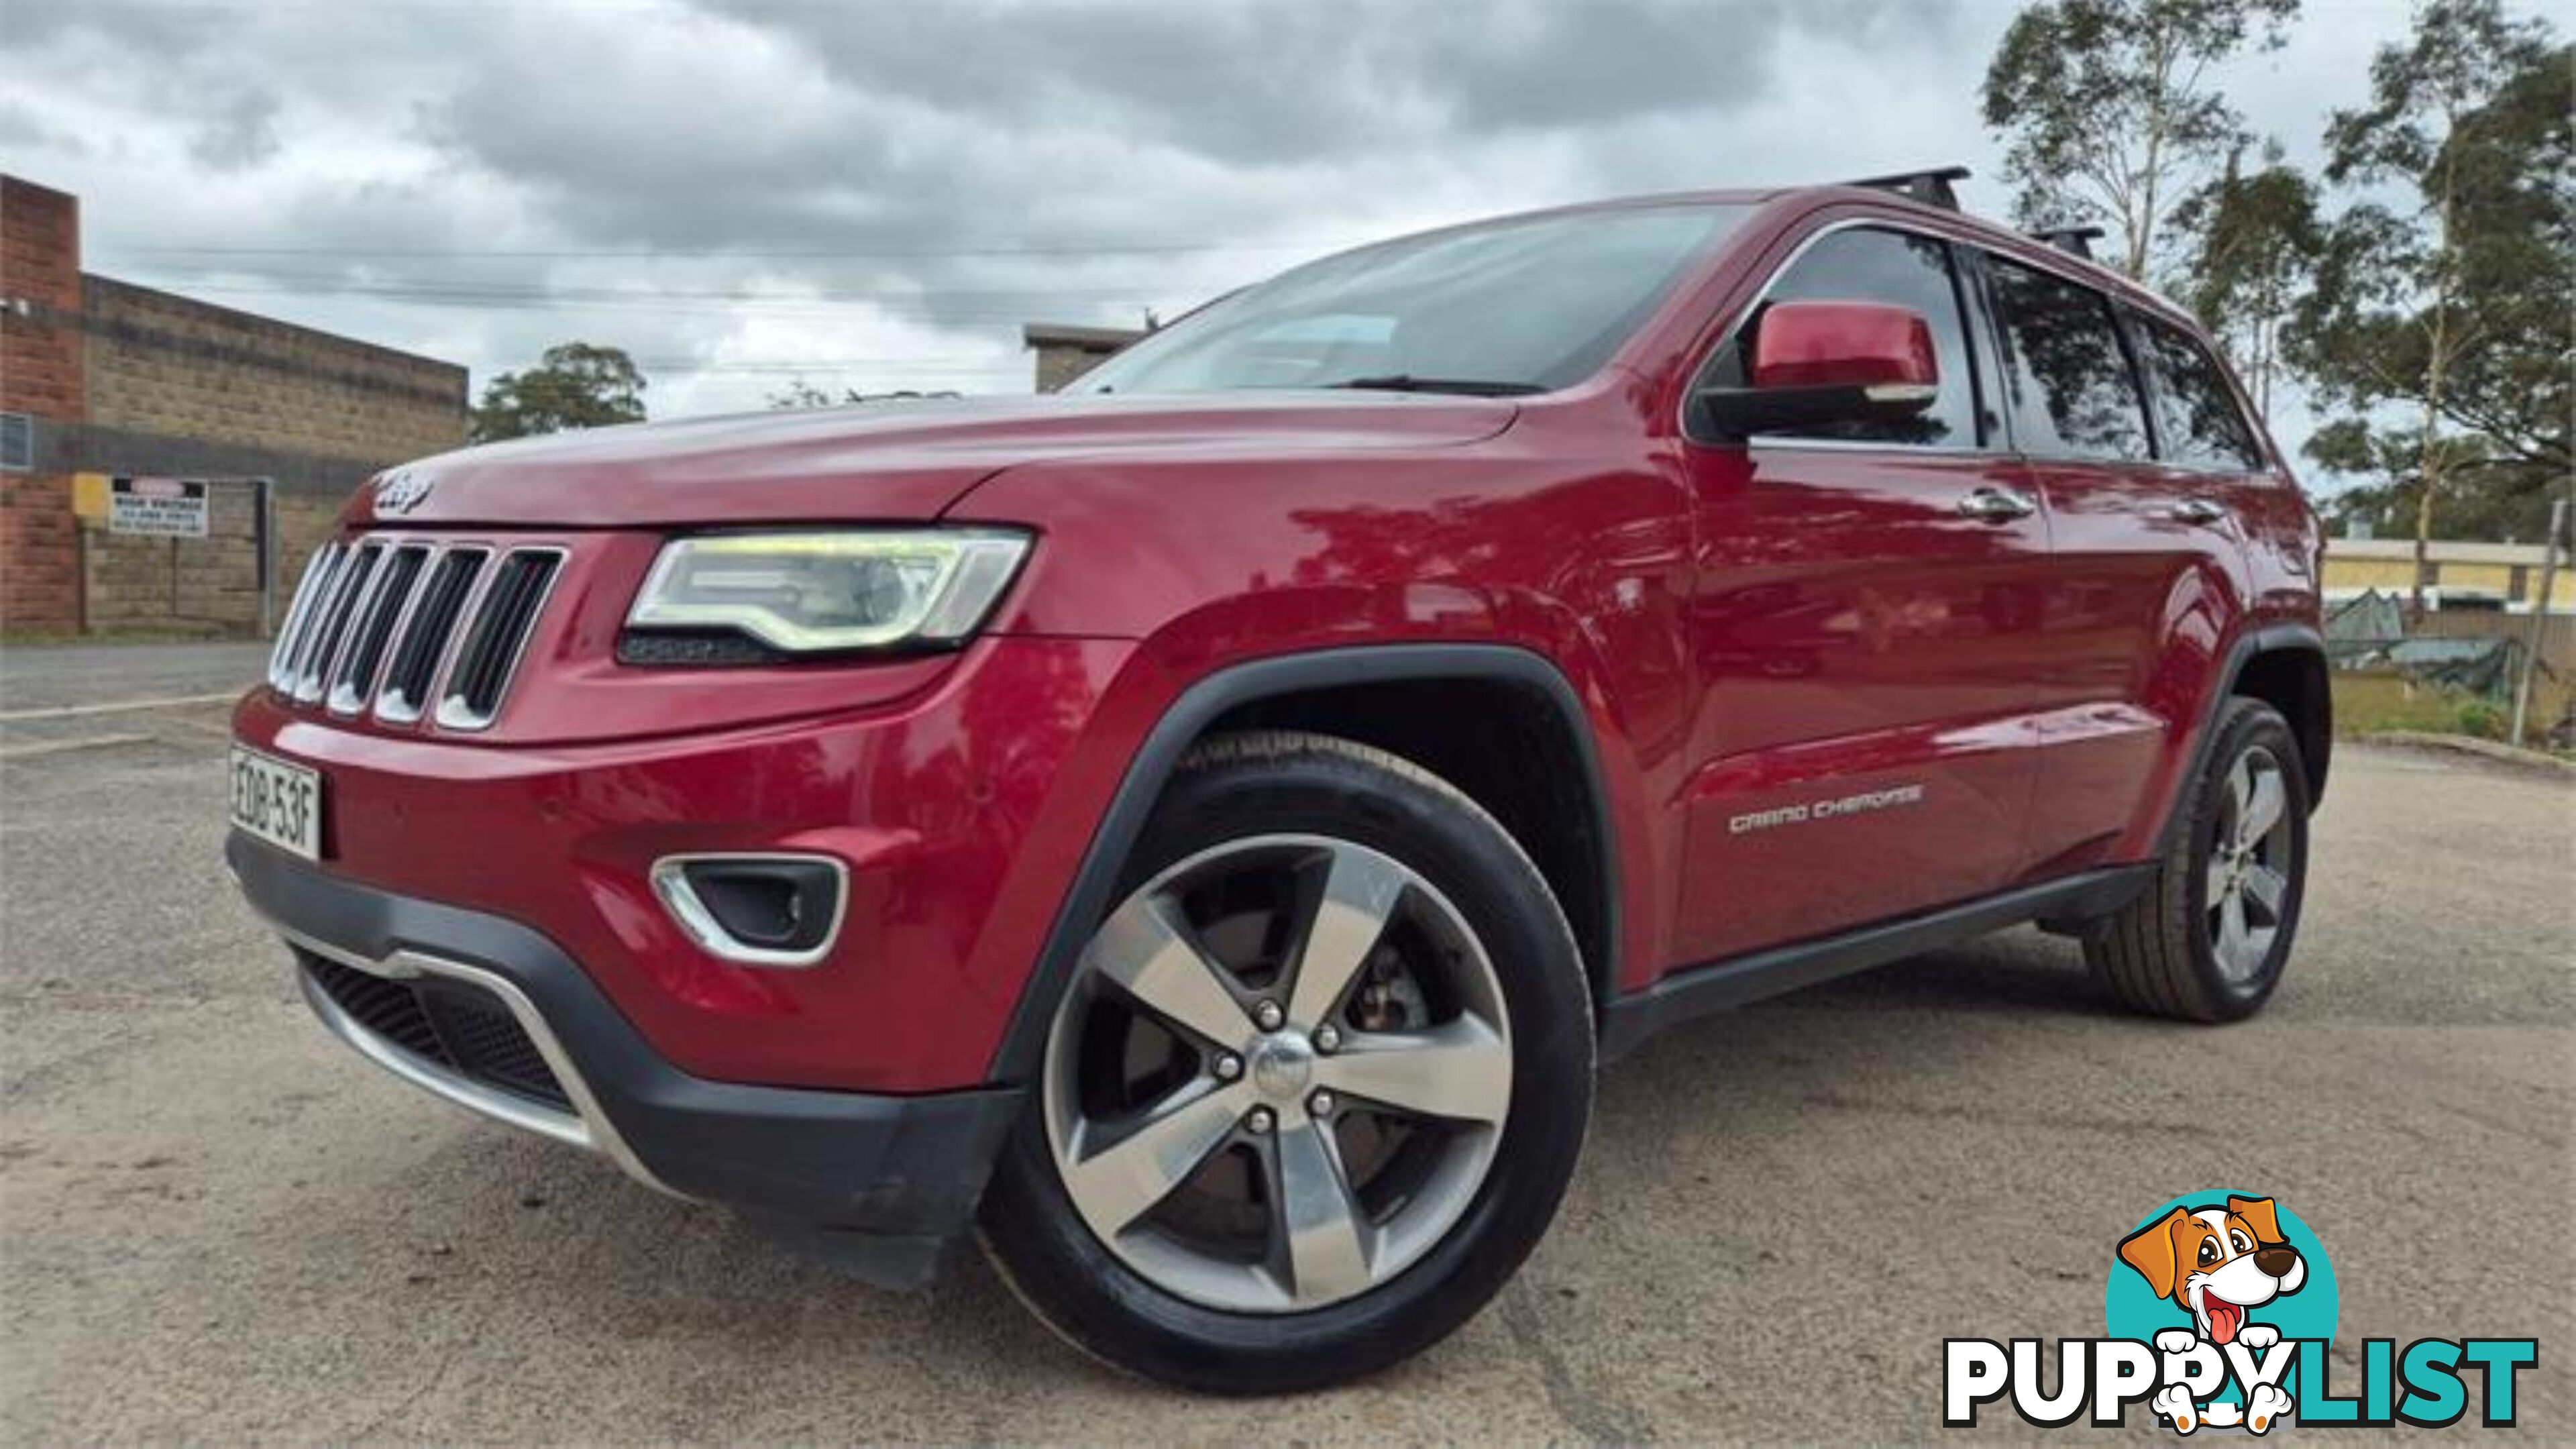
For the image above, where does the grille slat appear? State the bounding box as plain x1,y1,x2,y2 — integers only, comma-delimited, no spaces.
376,547,486,723
294,543,382,702
327,545,429,714
304,955,572,1112
435,550,562,731
268,543,346,690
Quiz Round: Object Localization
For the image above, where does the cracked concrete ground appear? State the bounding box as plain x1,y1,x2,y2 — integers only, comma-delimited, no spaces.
2,643,2568,1442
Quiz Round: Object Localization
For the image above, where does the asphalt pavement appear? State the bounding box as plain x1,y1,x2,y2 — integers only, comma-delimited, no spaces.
1,644,2567,1442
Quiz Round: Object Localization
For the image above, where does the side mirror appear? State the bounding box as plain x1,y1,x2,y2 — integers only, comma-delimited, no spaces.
1695,300,1941,439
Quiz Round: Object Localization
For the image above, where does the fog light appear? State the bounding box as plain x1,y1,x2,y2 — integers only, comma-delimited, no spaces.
651,854,847,967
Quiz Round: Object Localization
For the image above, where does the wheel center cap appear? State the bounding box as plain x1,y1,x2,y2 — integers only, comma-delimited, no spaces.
1248,1034,1315,1100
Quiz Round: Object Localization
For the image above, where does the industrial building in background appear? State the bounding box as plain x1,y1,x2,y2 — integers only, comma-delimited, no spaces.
1,174,466,637
1022,321,1145,392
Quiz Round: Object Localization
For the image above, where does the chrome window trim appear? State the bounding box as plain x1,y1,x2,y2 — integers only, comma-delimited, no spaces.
433,546,568,733
649,852,851,969
374,545,492,726
246,901,683,1199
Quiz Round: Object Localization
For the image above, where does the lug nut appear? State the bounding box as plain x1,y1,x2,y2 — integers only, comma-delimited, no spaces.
1313,1024,1342,1053
1212,1053,1242,1082
1308,1090,1336,1118
1245,1107,1275,1135
1252,1000,1284,1031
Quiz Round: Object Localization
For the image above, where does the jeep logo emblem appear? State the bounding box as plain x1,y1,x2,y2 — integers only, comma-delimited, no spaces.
376,470,434,514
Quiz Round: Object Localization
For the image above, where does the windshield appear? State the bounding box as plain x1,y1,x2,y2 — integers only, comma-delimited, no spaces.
1075,203,1748,397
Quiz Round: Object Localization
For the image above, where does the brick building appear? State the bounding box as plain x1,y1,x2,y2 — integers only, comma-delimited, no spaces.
1,175,467,635
1022,321,1145,392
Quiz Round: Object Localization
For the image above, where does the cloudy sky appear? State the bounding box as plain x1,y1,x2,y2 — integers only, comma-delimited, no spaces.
1,0,2428,460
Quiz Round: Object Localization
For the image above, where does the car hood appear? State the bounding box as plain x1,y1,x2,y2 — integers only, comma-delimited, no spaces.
354,392,1520,529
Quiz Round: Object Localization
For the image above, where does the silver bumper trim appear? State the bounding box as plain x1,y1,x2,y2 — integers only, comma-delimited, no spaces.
258,908,683,1199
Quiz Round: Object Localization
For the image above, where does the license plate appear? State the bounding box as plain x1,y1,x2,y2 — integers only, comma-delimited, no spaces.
229,745,323,861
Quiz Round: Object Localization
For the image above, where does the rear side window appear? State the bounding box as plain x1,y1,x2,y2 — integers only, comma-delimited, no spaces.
1986,257,2153,463
2137,317,2267,472
1705,227,1982,447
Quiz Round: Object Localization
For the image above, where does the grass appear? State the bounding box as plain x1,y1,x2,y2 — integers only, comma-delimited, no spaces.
2332,667,2573,751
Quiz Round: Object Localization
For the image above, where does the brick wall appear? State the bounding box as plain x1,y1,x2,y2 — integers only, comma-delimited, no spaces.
1,177,86,632
80,276,466,633
84,484,342,633
1024,323,1144,393
0,172,468,637
82,276,465,464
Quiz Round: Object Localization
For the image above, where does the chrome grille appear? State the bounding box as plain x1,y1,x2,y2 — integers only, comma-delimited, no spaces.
376,549,485,724
267,543,345,691
294,543,380,703
435,549,564,731
327,544,429,715
266,537,560,728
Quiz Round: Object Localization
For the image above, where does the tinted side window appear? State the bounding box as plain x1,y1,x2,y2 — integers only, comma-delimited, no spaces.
1987,258,2153,463
1707,227,1980,447
2138,317,2266,471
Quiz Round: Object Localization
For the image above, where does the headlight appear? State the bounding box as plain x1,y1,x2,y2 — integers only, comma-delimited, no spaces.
625,529,1031,655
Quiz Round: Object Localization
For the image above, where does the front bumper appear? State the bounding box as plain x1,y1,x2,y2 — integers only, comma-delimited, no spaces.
233,837,1024,1287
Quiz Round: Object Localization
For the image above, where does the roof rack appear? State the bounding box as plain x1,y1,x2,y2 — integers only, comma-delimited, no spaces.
2031,225,2107,261
1844,166,1970,212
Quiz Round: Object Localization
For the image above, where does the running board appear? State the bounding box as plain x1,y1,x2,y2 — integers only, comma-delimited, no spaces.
1597,866,2153,1059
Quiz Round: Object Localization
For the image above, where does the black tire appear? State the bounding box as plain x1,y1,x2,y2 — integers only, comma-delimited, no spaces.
977,730,1595,1393
2086,696,2311,1022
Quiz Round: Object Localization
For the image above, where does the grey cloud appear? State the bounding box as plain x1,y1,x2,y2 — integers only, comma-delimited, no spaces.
0,0,2401,442
188,89,282,171
0,97,88,156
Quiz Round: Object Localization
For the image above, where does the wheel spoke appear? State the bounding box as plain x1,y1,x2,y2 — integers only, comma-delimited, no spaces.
1317,1016,1512,1124
1063,1079,1252,1236
2239,767,2286,846
2204,851,2232,907
1268,1116,1373,1304
1087,893,1250,1046
1285,844,1407,1028
2243,863,2288,922
2218,890,2251,967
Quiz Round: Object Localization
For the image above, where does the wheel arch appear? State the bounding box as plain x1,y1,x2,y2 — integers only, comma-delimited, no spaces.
2232,639,2332,807
2155,623,2331,858
985,645,1621,1083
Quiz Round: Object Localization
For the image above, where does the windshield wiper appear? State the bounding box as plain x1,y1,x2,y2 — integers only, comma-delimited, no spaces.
1318,374,1545,397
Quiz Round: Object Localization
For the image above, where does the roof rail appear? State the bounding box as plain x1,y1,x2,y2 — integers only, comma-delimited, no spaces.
2031,225,2107,261
1844,166,1970,211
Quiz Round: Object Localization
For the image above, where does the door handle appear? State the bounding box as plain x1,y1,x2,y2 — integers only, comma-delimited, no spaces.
1955,486,2037,522
2169,498,2230,525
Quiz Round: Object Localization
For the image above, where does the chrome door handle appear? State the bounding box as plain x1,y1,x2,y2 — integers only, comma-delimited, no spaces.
2169,498,2230,525
1955,486,2037,522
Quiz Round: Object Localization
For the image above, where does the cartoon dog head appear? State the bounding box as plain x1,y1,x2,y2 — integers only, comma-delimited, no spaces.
2118,1195,2308,1346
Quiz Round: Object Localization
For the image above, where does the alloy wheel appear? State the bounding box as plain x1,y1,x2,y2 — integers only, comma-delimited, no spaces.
1040,833,1512,1314
2206,744,2294,983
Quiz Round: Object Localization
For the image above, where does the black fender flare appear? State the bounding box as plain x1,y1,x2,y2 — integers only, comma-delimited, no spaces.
2152,621,2330,858
984,643,1621,1081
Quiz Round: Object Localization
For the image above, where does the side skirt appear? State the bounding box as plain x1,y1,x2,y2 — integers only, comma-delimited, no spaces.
1596,865,2153,1060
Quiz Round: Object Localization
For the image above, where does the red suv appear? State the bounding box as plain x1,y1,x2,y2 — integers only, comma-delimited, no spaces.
228,170,2327,1391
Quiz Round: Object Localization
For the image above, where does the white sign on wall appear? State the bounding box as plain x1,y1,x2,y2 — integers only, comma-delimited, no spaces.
107,477,209,537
